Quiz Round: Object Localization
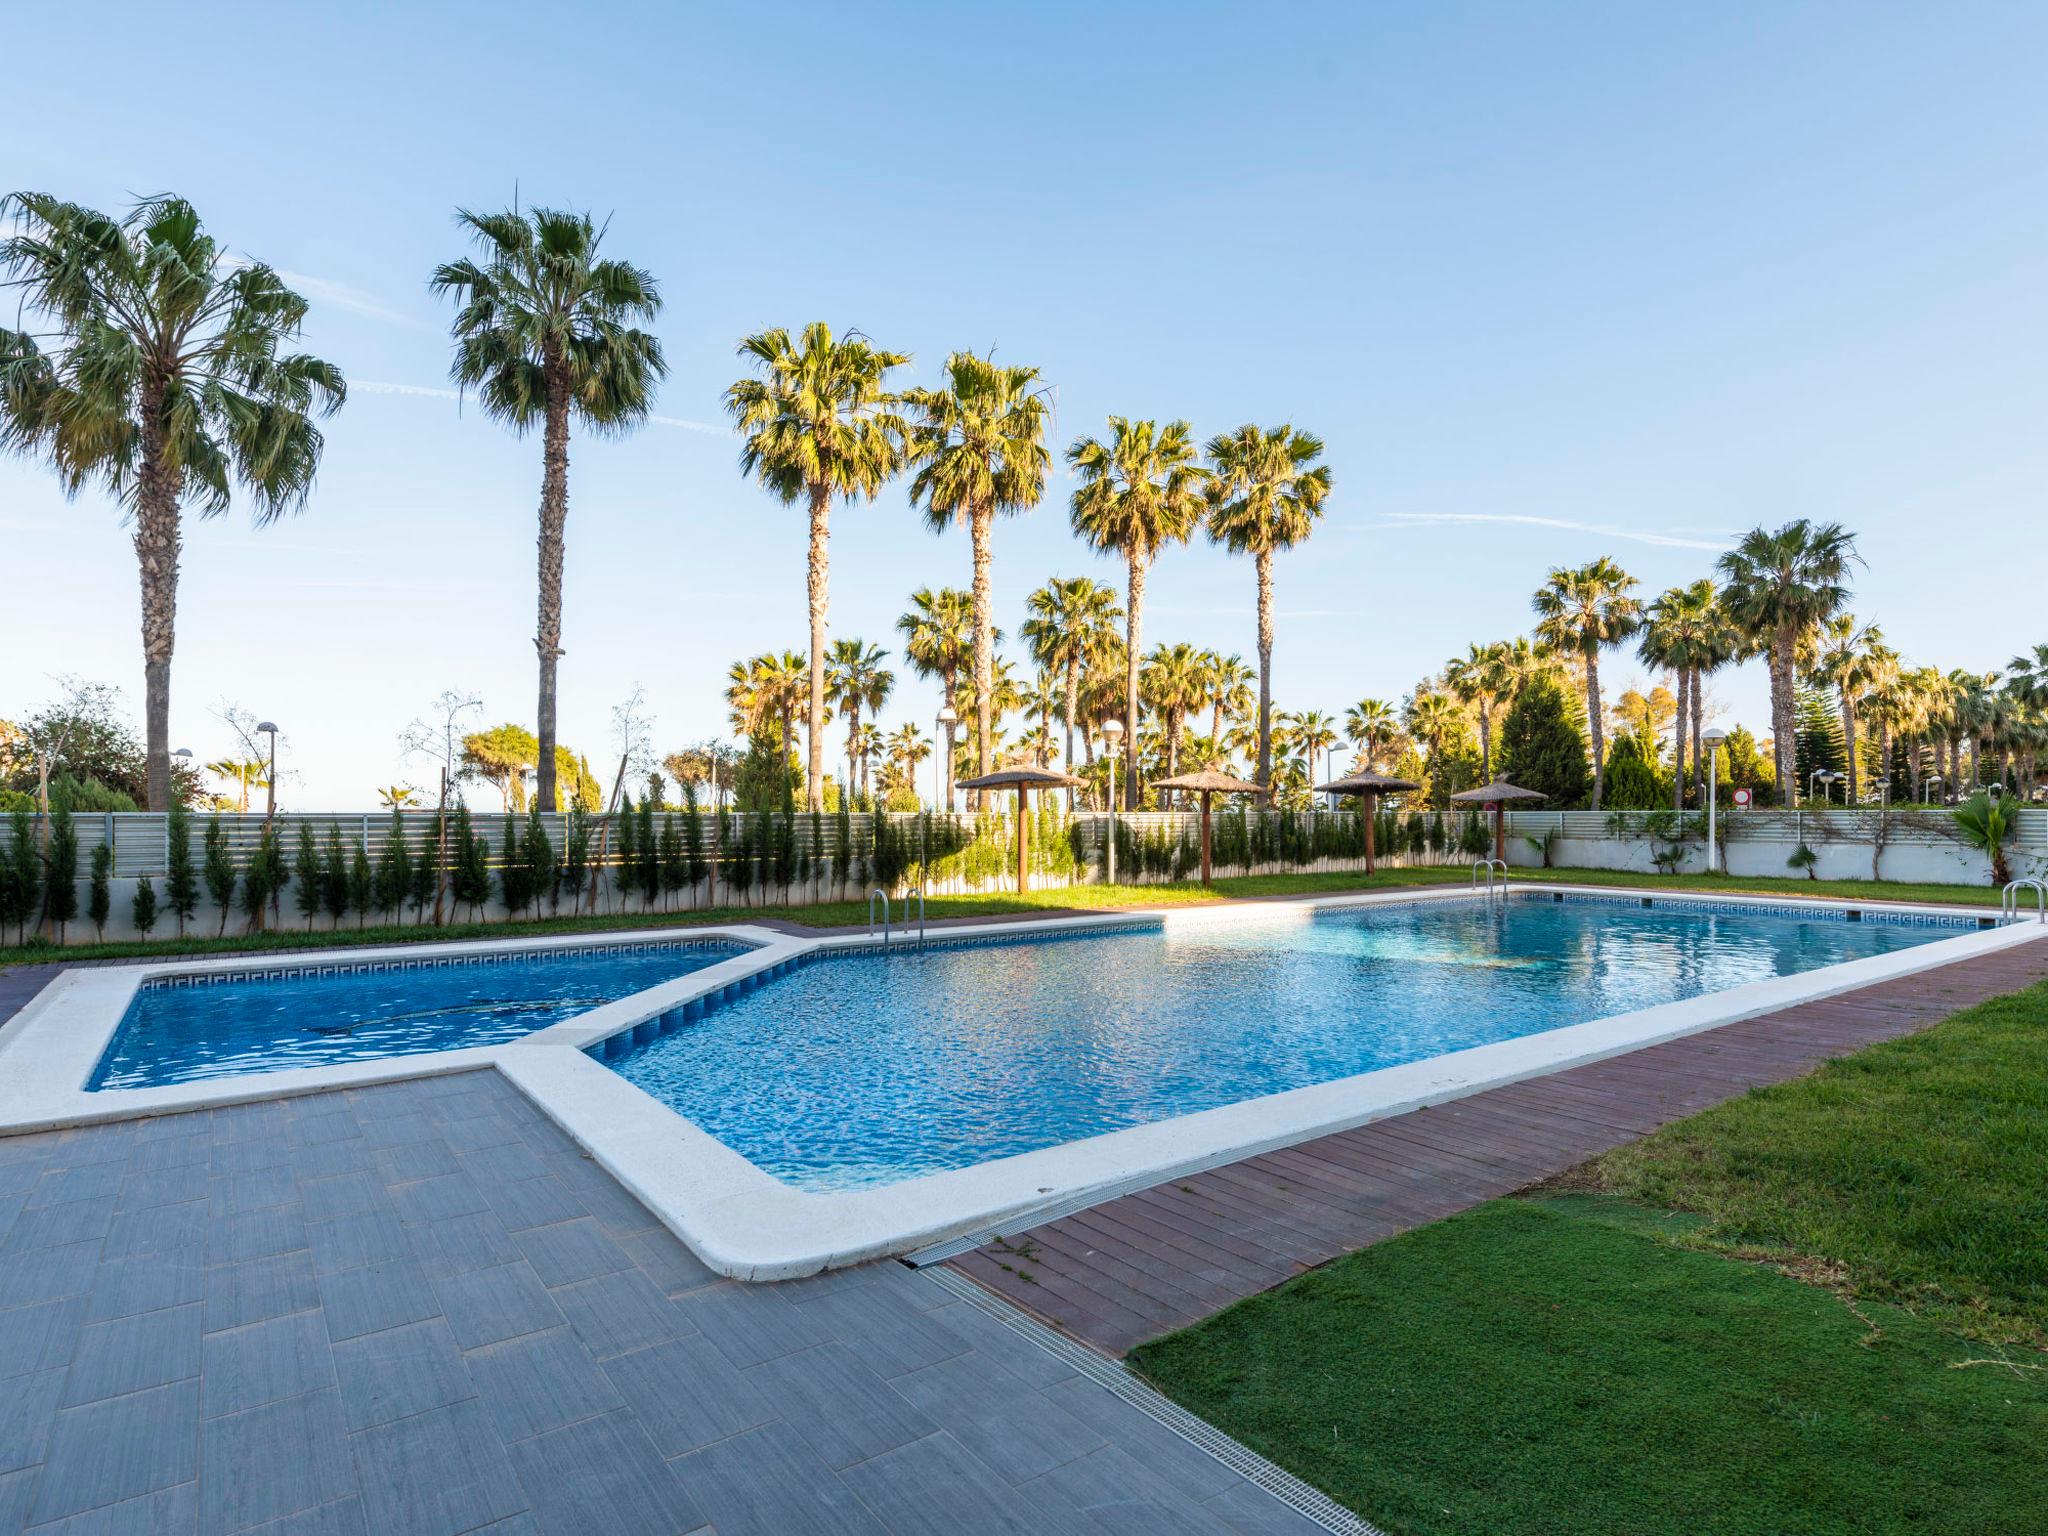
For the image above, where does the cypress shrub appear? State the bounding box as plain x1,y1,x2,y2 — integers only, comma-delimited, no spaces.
203,817,236,935
323,827,351,928
560,808,590,914
832,802,852,890
242,824,283,933
88,838,112,940
376,812,414,921
165,802,198,935
293,824,324,930
614,798,639,910
408,829,438,923
680,785,706,895
659,814,684,910
637,799,659,907
499,814,534,917
132,873,159,936
347,839,373,929
1,808,37,942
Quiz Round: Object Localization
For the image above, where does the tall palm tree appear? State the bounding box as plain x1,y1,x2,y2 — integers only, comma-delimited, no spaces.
432,206,663,812
1345,698,1397,769
824,639,893,809
1290,708,1340,802
1,193,346,809
902,353,1050,789
1717,520,1858,805
1405,692,1464,767
1639,584,1724,808
1141,642,1209,793
1531,557,1642,810
882,723,932,806
725,651,808,800
1203,653,1255,745
1444,642,1514,781
1068,417,1209,810
1019,671,1062,767
897,586,975,809
726,323,907,811
1203,424,1332,787
1805,615,1883,801
1020,576,1123,783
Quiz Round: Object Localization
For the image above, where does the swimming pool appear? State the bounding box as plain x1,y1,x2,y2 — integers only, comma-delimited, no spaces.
604,895,1961,1192
92,937,751,1089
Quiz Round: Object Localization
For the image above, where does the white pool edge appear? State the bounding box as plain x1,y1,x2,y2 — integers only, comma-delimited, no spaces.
1,886,2041,1281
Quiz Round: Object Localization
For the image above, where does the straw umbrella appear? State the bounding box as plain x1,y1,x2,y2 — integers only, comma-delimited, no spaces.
1449,778,1548,861
955,765,1087,893
1313,771,1421,874
1151,769,1267,887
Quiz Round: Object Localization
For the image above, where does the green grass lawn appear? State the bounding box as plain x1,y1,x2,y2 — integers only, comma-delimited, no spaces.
1130,981,2048,1536
0,862,2002,972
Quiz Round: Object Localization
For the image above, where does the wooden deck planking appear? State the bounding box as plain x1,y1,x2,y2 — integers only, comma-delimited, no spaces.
946,935,2048,1356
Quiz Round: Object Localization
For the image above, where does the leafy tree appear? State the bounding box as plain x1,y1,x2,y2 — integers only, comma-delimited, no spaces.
1,808,37,942
131,874,158,936
903,352,1052,785
433,208,665,811
0,195,345,808
1204,424,1330,786
87,837,111,939
461,725,539,811
164,802,198,934
322,827,351,928
1069,417,1208,808
1496,675,1591,808
1723,726,1774,804
727,323,907,811
293,824,324,930
203,817,237,935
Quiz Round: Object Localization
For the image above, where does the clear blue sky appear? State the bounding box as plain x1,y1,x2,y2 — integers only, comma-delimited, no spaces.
6,1,2046,807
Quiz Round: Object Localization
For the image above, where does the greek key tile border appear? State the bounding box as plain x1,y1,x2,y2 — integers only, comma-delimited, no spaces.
144,935,756,991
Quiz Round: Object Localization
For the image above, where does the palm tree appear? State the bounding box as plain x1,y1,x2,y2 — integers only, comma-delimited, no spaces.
1141,642,1209,793
1717,520,1858,805
1805,615,1883,801
1405,692,1464,767
1202,653,1255,745
824,639,893,810
1531,557,1642,810
1203,424,1331,787
1290,708,1340,802
1639,584,1728,808
1019,671,1062,767
726,323,907,811
1068,417,1209,809
902,353,1050,789
1345,698,1397,769
725,651,808,802
897,587,975,809
884,723,932,807
207,758,270,815
1020,576,1123,785
1444,642,1514,781
432,206,664,812
1,193,346,809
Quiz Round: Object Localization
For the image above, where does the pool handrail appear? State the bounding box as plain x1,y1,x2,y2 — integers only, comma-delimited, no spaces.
867,888,891,945
2001,877,2047,923
1471,859,1509,904
904,886,928,947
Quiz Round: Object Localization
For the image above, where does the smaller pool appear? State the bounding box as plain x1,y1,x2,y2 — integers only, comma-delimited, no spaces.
92,938,750,1090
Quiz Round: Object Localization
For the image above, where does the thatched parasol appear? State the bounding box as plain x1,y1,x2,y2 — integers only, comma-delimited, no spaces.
1449,778,1548,861
1151,769,1267,886
1314,771,1421,873
956,765,1087,893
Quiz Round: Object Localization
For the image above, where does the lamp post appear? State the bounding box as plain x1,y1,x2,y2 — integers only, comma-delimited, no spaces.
1101,717,1124,887
257,721,279,819
1808,768,1837,806
1701,726,1728,874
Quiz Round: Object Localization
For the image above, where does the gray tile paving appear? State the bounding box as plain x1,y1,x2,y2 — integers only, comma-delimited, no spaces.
0,1068,1332,1534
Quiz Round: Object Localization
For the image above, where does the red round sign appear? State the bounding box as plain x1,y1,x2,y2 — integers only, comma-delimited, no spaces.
1733,788,1752,807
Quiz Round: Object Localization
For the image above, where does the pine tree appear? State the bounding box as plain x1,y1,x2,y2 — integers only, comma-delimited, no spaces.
87,838,112,940
1496,675,1592,808
499,814,533,916
523,808,558,913
659,814,684,910
203,817,236,935
407,830,437,923
164,802,199,935
132,874,159,936
323,827,351,928
293,824,324,930
637,798,660,907
679,782,706,897
1,808,39,943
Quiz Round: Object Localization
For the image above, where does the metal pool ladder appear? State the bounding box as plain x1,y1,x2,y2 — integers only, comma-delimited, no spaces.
1471,859,1509,906
904,886,928,947
2001,878,2047,923
867,888,891,946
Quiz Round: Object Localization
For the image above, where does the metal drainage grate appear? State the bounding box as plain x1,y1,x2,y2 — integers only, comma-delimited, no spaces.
918,1263,1385,1535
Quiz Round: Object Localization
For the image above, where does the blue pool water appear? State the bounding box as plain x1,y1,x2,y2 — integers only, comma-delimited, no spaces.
93,939,749,1089
606,896,1961,1191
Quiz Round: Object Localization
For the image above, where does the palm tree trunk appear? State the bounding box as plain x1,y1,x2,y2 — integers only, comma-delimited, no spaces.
803,481,830,812
1690,666,1705,802
1672,667,1689,810
845,704,860,811
1839,691,1859,802
941,666,958,811
970,503,995,799
1254,548,1275,787
1585,651,1606,810
1124,554,1146,812
1064,654,1081,809
136,390,181,813
534,373,571,813
1772,627,1798,805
